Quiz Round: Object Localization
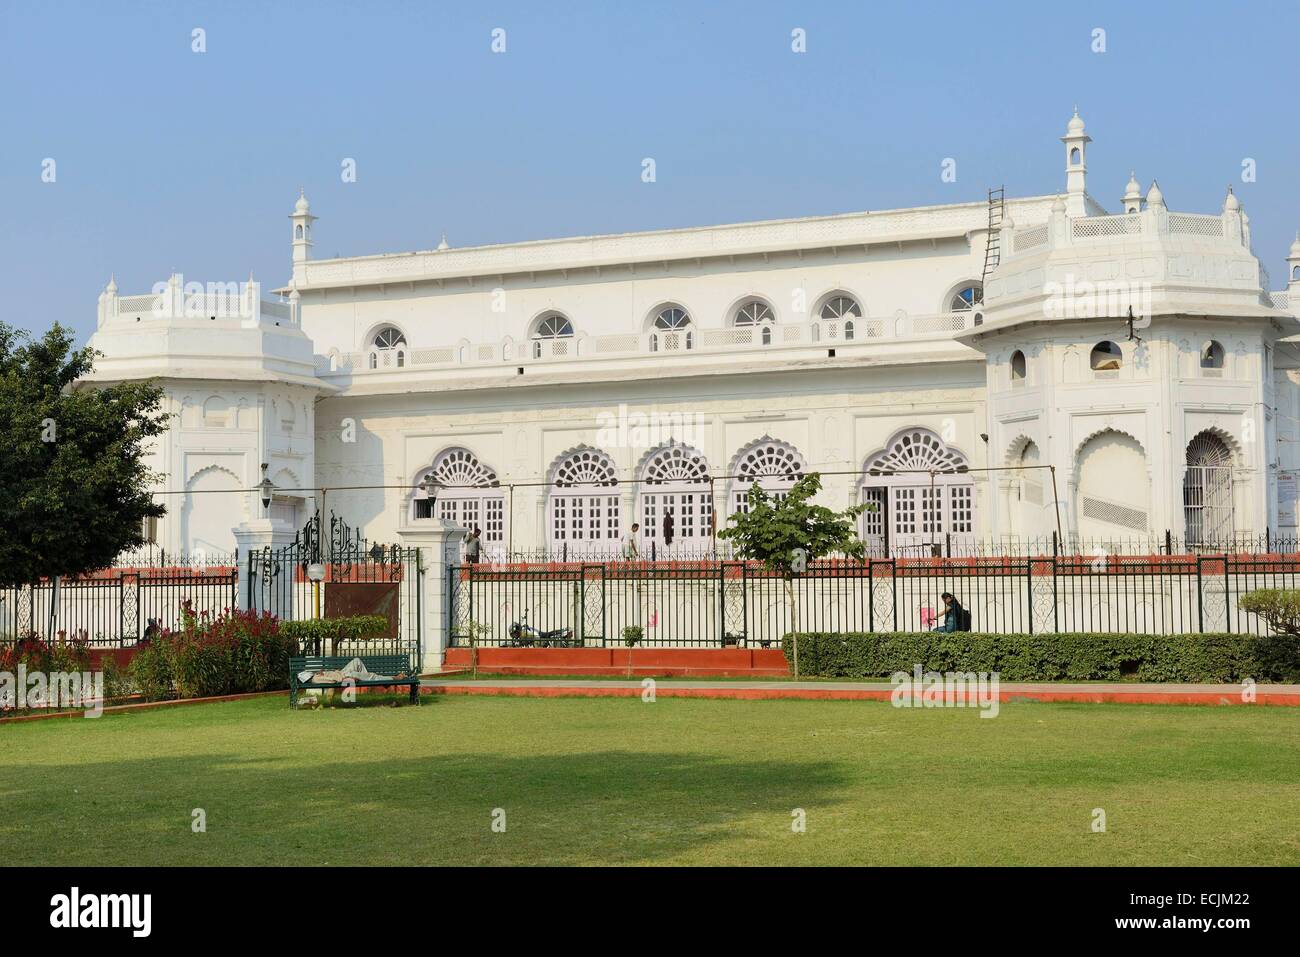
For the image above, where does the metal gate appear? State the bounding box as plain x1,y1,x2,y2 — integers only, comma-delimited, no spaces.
247,513,423,659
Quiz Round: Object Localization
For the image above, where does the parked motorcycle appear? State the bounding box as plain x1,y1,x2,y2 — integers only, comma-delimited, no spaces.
506,608,575,648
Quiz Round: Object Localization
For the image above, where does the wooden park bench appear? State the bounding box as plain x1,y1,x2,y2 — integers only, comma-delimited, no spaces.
289,654,420,708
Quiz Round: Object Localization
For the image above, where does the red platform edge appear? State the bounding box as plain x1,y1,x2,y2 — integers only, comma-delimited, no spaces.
443,646,790,677
425,685,1300,706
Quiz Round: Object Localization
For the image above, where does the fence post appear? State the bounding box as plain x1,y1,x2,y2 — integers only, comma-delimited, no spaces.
232,520,296,612
1196,557,1205,633
891,559,898,632
397,520,466,673
1026,559,1034,635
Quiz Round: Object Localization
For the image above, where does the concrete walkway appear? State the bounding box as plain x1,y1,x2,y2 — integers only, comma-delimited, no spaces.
420,677,1300,706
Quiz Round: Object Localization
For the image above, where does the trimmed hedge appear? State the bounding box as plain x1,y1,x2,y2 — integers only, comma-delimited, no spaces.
278,616,389,655
784,631,1300,683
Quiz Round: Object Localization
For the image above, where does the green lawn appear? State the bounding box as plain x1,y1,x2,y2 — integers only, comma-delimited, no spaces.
3,695,1298,865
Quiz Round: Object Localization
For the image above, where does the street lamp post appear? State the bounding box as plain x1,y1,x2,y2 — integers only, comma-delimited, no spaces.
306,561,326,620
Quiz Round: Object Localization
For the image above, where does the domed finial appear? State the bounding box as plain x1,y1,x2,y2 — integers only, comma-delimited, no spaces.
1066,107,1085,135
436,233,449,251
1223,185,1240,212
294,188,310,215
1123,171,1142,212
106,274,117,293
1146,180,1165,209
1288,232,1300,259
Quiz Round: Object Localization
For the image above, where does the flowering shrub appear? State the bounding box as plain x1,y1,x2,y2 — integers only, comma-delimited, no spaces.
0,632,91,674
130,604,292,701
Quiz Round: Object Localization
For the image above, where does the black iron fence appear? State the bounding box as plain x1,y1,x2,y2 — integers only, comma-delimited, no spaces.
448,554,1300,648
0,563,238,647
497,531,1300,565
246,512,424,659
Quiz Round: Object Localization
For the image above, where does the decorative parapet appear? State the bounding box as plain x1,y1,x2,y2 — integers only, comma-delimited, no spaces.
96,273,299,329
316,308,983,375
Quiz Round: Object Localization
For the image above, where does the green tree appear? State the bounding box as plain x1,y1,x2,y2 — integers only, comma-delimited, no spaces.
718,473,869,677
0,321,166,586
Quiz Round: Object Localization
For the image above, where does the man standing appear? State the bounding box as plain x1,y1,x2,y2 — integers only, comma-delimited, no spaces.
465,526,482,565
621,522,641,561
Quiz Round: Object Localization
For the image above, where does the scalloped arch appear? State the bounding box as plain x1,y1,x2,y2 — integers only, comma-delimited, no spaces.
547,445,619,487
637,442,710,485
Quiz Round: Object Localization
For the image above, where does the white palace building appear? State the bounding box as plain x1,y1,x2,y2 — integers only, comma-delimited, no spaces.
86,111,1300,563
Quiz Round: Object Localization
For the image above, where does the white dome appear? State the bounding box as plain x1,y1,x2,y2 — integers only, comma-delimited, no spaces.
1223,187,1240,212
1124,171,1141,198
1289,233,1300,259
1146,181,1165,207
1066,109,1086,135
293,190,311,215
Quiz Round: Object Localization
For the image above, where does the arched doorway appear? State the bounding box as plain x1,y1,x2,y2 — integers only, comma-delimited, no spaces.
183,465,242,556
546,446,620,558
638,443,712,557
1075,430,1149,540
859,428,974,557
728,437,805,516
1009,439,1046,537
414,447,506,558
1184,432,1234,546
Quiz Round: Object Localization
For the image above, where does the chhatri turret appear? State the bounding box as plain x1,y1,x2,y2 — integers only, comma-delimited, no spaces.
1061,107,1091,218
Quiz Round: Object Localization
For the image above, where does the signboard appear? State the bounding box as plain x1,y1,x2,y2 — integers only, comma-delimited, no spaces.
1278,473,1298,527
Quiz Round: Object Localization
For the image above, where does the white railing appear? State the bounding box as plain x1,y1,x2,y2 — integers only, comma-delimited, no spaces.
1014,223,1049,252
1167,213,1225,238
321,310,980,375
1005,207,1250,264
103,278,298,327
1071,214,1139,239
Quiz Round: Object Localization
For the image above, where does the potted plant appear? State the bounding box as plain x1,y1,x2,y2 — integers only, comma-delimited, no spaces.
621,625,643,678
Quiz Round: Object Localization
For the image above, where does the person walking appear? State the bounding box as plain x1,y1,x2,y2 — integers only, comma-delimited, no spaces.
621,522,641,561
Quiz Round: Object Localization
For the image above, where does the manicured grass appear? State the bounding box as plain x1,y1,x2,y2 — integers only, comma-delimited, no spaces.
4,695,1299,865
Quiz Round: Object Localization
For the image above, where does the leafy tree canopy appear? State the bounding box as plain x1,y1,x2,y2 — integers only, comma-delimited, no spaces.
718,472,867,573
0,322,166,585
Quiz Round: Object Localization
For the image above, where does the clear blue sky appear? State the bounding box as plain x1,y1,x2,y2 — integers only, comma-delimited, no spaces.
4,0,1298,343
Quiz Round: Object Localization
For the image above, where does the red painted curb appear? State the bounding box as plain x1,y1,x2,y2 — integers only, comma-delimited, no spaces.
443,646,790,678
423,685,1300,706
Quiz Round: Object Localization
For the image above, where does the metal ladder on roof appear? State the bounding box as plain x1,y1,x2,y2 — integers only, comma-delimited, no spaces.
980,186,1005,299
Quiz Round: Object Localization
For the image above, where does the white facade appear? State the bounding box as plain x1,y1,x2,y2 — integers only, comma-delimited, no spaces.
87,113,1300,559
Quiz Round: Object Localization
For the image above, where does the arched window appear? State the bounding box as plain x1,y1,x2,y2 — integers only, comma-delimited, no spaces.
844,319,855,341
859,429,974,557
369,326,408,370
733,299,774,326
414,448,506,554
1010,350,1027,384
531,312,574,359
1090,340,1123,372
638,443,712,556
650,306,693,352
1184,432,1234,547
729,438,805,515
949,283,983,311
1200,340,1225,371
819,295,862,321
547,447,620,558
